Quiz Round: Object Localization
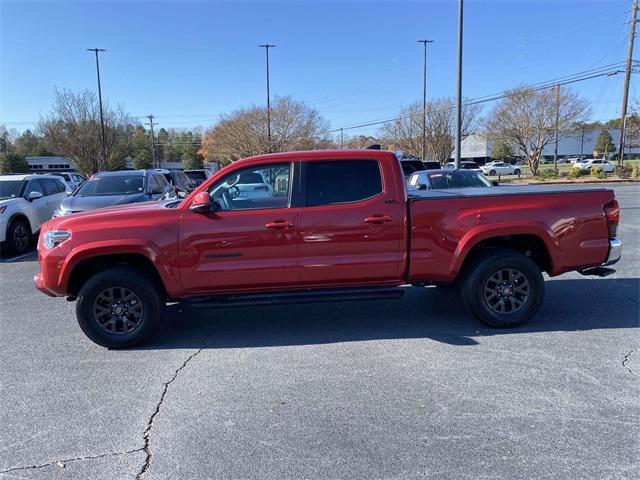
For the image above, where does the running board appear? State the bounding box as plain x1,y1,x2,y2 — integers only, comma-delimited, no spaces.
187,287,405,308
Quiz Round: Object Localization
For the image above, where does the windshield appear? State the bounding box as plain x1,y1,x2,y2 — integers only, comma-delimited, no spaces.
75,175,145,196
0,180,25,200
427,171,492,189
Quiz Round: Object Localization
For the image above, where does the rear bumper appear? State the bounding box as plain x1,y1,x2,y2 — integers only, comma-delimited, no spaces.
604,238,622,266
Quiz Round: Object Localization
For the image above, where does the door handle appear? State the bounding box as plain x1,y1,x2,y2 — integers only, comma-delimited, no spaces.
265,220,294,230
364,215,393,224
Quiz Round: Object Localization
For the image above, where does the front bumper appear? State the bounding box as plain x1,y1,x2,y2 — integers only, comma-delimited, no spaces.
604,238,622,266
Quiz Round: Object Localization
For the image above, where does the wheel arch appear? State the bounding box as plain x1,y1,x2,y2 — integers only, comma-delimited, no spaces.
453,227,558,281
62,240,180,298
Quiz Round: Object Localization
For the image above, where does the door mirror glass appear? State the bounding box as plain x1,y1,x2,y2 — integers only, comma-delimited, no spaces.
190,191,212,213
27,191,43,201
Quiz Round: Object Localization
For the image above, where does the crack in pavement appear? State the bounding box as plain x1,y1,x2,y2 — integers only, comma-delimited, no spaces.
623,350,640,378
135,347,206,479
0,448,143,475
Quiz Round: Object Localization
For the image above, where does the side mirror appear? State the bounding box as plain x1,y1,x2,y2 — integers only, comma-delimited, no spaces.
417,183,428,190
491,181,499,187
27,191,43,201
189,191,212,213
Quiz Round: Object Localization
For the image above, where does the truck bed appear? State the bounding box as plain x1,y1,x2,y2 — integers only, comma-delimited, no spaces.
408,184,612,199
407,186,615,283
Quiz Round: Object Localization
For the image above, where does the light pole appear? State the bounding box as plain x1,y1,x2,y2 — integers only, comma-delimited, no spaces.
553,84,560,170
454,0,464,169
258,44,276,153
87,48,107,171
618,0,638,166
417,40,434,162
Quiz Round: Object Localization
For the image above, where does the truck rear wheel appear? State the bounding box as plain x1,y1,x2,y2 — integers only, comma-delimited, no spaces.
460,250,544,328
76,267,164,348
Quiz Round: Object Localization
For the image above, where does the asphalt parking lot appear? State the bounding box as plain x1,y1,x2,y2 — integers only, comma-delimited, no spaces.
1,184,638,480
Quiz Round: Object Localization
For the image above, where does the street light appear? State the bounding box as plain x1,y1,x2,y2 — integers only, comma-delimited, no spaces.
258,44,276,153
454,0,464,169
87,48,107,171
417,40,434,162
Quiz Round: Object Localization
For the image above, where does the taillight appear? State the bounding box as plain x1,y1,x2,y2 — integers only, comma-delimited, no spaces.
253,186,269,191
604,199,619,238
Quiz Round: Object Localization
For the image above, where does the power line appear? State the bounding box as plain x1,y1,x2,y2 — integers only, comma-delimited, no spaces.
318,64,636,135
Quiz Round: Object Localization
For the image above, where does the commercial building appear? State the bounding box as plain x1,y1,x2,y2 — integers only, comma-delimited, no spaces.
458,128,640,163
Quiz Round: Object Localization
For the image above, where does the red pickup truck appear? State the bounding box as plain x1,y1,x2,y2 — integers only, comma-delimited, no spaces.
35,150,622,348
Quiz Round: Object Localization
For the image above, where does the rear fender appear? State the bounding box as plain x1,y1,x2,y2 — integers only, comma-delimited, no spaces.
451,223,561,277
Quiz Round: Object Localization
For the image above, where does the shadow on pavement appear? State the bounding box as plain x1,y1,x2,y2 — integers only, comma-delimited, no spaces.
0,247,37,263
143,277,639,350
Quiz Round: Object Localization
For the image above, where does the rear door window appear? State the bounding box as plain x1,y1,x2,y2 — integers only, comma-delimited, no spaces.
304,160,382,207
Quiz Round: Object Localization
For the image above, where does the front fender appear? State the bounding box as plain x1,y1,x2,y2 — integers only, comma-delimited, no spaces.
58,239,182,298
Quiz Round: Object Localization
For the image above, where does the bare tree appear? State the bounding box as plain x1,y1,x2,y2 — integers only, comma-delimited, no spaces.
379,98,481,163
39,88,134,176
485,87,589,175
199,96,330,164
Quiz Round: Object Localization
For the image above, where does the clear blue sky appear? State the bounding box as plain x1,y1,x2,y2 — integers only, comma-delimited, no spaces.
0,0,636,137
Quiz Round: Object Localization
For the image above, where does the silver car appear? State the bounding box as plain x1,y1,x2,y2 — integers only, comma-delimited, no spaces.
54,170,172,217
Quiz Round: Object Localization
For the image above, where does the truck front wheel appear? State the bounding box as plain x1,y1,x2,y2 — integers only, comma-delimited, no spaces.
76,267,164,348
460,250,544,328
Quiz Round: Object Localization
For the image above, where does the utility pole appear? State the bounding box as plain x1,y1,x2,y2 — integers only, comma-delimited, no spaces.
145,115,157,169
340,128,344,148
454,0,464,169
258,44,276,153
579,123,585,158
618,0,638,166
87,48,107,171
553,84,560,170
417,39,434,162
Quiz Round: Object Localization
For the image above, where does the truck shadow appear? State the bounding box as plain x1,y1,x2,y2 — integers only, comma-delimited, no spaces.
145,277,639,349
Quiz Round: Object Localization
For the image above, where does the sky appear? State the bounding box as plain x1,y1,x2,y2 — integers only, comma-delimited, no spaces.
0,0,636,138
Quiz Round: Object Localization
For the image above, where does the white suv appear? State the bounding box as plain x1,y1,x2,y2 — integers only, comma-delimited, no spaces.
0,174,68,254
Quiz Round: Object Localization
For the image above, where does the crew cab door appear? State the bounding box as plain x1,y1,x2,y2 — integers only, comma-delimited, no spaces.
178,162,300,294
297,158,405,285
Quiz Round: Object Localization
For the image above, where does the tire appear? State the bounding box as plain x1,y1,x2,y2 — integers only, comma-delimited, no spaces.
76,267,165,348
7,218,31,255
489,170,496,176
514,169,521,175
459,250,544,328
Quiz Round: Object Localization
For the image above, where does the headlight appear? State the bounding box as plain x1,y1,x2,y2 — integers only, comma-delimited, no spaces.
44,230,71,249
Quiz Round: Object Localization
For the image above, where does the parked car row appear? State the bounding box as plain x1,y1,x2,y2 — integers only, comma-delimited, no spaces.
0,168,212,256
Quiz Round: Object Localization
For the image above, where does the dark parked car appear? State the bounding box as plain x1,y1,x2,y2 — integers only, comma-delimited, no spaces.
53,170,172,217
155,169,196,195
184,169,212,186
400,158,440,178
